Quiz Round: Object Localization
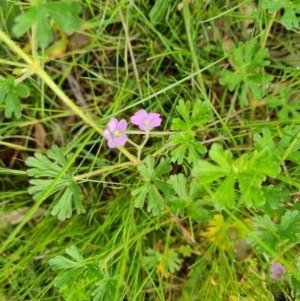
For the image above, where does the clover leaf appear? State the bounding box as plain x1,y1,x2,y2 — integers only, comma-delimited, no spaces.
132,156,172,215
0,75,29,118
25,145,85,221
12,0,81,48
220,38,273,107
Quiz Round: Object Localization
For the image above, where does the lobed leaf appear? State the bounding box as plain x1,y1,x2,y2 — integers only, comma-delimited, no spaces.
25,145,85,221
12,1,81,48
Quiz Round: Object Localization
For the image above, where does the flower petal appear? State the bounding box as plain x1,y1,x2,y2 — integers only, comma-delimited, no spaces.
118,119,128,131
103,129,112,140
107,139,118,148
116,134,128,146
148,113,162,127
107,117,118,131
131,110,148,125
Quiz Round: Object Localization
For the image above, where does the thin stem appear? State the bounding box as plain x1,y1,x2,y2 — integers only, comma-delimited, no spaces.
36,66,138,163
15,70,35,84
126,130,179,135
0,29,138,163
0,59,29,68
31,24,39,62
127,138,140,149
0,30,34,65
280,130,300,164
74,161,135,182
182,0,207,98
261,11,277,49
116,0,142,96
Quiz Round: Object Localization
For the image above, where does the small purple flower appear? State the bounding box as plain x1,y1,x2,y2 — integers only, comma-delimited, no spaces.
130,110,162,131
103,118,128,148
270,262,286,280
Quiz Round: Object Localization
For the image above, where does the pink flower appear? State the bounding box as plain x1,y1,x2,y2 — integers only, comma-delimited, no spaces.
270,262,286,280
131,110,162,131
103,118,128,148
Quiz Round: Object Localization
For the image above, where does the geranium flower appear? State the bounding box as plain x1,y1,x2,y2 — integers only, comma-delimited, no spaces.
130,110,162,131
103,118,128,148
270,262,286,280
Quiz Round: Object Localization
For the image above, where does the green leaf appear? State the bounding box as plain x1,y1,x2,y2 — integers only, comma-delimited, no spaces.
212,173,235,210
290,276,300,295
247,210,300,254
192,143,233,184
192,143,280,209
209,143,233,170
170,132,207,165
187,201,212,221
192,160,229,184
149,0,168,23
168,174,188,200
278,210,300,241
0,76,29,118
91,274,119,301
12,1,81,48
171,99,211,131
54,268,85,293
260,185,289,214
267,88,300,120
132,156,172,215
250,148,280,178
0,1,21,34
165,249,182,273
253,128,276,152
178,245,193,257
144,248,161,271
25,145,85,221
246,214,278,253
238,171,265,207
170,99,210,164
220,38,273,107
49,246,84,270
262,0,300,29
143,248,182,275
48,246,87,295
167,174,212,221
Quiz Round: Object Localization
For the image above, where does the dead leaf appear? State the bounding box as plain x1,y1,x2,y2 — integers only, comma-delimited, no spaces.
69,32,91,51
0,207,46,229
33,123,47,149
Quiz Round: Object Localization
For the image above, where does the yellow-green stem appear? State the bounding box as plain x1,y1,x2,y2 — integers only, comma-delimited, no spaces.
261,11,277,49
74,161,135,182
0,29,138,163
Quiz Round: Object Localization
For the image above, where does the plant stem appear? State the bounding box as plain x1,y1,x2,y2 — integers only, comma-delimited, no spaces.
261,11,277,49
0,30,34,65
0,59,29,68
74,162,135,182
15,70,35,84
182,0,207,98
0,29,138,163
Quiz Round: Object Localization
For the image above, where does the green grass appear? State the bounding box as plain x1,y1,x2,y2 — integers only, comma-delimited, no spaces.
1,0,300,300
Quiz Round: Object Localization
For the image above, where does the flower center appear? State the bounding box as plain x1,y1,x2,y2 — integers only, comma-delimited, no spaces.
114,130,122,138
143,120,150,128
